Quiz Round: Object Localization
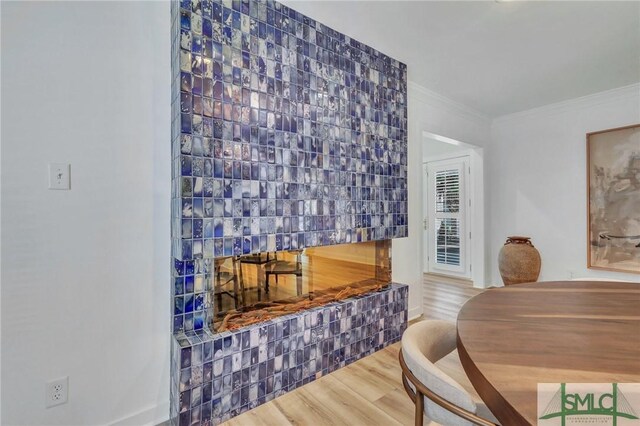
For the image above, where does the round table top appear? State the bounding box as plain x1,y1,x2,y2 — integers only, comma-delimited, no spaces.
456,281,640,425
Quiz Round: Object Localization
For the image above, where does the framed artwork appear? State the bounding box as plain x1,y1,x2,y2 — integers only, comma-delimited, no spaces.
587,124,640,274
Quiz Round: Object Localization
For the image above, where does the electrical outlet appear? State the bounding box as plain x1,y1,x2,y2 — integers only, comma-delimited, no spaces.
46,377,68,408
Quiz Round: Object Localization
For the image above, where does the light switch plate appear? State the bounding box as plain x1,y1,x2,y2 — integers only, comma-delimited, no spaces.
49,163,70,190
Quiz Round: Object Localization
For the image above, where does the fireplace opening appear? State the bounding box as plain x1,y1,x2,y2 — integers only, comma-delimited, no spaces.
211,240,392,331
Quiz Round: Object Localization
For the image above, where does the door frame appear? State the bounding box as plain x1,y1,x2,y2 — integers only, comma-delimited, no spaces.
424,155,471,279
421,143,485,287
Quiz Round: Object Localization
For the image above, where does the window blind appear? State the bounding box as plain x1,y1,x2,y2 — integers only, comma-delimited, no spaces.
434,168,461,267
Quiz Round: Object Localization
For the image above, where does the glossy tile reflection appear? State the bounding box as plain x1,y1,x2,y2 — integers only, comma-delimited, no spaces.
172,0,409,262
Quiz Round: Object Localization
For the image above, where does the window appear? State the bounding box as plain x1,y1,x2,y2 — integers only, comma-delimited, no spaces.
426,157,469,276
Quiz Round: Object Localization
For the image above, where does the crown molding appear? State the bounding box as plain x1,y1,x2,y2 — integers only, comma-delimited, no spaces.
408,80,491,125
493,83,640,124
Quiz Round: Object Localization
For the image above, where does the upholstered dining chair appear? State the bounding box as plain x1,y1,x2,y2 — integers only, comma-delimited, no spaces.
213,256,243,312
238,252,277,300
265,249,304,295
399,320,499,426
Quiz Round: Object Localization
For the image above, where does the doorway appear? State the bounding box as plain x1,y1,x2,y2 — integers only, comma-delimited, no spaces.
425,156,470,278
422,132,485,286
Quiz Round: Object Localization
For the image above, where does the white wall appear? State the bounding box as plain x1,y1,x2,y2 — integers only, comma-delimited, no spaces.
392,82,492,318
1,2,171,425
422,136,468,160
488,84,640,284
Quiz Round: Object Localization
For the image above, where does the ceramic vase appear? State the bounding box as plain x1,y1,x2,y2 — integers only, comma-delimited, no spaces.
498,236,541,285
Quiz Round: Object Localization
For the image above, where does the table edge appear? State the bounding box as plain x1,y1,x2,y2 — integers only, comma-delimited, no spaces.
456,328,532,426
455,281,640,425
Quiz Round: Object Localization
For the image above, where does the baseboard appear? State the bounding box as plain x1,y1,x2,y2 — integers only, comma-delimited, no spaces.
408,306,423,321
109,401,169,426
424,272,473,283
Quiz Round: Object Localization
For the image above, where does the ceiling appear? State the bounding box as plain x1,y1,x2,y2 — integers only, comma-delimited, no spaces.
281,1,640,118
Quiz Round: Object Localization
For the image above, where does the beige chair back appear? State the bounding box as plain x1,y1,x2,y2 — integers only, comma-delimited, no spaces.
401,320,481,426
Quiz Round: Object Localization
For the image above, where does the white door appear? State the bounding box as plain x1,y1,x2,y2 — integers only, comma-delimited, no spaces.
424,157,470,277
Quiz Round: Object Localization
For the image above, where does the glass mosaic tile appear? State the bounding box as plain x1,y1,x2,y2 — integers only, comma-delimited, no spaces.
172,0,408,262
170,0,409,422
171,282,408,425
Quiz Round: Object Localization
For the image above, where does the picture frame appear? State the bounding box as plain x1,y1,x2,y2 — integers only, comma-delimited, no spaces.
587,124,640,274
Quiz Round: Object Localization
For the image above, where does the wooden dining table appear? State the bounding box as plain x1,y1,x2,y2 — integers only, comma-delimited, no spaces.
456,281,640,425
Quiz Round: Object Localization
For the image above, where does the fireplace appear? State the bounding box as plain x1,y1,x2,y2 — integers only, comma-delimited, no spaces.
169,240,407,425
211,240,391,331
170,0,408,422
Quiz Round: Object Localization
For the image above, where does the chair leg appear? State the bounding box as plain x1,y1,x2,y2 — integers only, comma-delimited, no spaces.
304,271,312,298
256,265,262,301
216,287,223,314
237,262,245,307
415,390,424,426
232,276,239,310
307,254,314,299
216,271,222,310
296,274,302,296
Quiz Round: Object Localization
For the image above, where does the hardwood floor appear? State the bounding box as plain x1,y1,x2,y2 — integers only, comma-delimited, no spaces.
423,273,483,322
220,274,485,426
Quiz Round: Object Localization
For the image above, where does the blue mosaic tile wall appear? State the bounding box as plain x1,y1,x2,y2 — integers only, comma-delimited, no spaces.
170,283,408,425
171,0,408,263
170,1,410,422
